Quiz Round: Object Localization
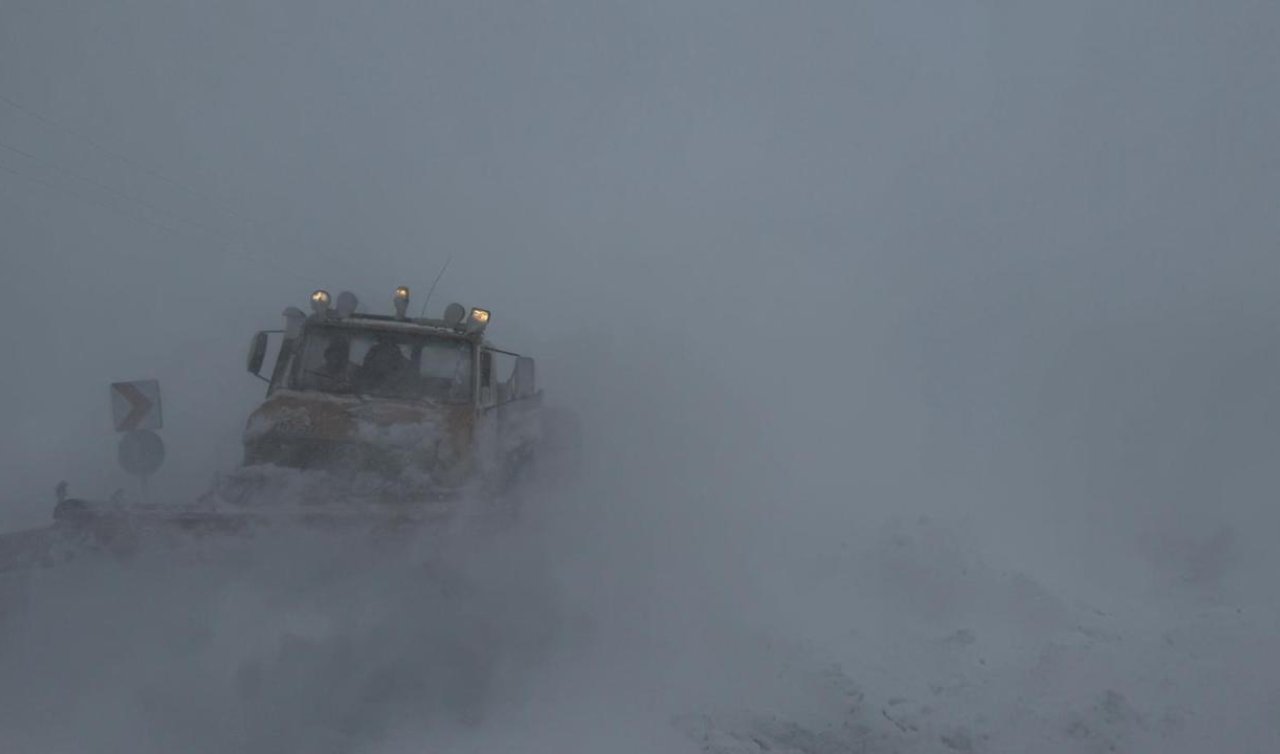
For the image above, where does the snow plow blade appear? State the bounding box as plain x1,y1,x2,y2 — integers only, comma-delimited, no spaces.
0,495,460,575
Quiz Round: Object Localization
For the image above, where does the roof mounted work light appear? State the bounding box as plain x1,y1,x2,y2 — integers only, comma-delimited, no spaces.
466,307,491,333
393,286,411,319
310,289,331,315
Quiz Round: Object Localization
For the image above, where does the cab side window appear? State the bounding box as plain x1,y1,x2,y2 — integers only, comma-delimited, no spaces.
513,357,535,398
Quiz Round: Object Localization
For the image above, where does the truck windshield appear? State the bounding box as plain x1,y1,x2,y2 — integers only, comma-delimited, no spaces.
293,325,473,403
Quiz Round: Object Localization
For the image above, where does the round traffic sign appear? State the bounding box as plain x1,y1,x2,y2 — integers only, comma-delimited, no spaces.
118,429,165,476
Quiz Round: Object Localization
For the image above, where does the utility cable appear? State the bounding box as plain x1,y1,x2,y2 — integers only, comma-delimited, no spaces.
0,140,236,241
0,92,253,229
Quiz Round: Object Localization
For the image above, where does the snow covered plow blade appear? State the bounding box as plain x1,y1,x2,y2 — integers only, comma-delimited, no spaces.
0,490,465,575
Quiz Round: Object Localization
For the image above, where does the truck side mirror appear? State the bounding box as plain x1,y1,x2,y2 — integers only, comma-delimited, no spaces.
247,331,269,376
514,357,536,397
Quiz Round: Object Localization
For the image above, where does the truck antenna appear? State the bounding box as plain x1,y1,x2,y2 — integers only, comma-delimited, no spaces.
420,255,452,317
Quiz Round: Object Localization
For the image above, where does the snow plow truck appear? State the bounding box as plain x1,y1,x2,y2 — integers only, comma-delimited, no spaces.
0,286,557,572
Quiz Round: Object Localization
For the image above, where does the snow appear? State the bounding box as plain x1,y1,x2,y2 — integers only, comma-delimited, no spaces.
353,412,443,451
2,478,1278,754
669,515,1280,754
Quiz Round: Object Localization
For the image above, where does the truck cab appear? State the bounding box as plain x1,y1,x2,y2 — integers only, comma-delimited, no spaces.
243,288,540,499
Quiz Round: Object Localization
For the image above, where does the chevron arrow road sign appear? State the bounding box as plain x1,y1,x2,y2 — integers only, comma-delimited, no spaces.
110,380,162,432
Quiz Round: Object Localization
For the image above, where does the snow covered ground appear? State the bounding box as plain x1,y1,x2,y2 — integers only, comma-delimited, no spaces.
673,515,1280,754
0,467,1277,754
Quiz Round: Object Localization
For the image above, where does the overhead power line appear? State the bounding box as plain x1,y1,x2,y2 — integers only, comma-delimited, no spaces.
0,92,253,229
0,140,235,241
0,160,209,241
0,160,303,279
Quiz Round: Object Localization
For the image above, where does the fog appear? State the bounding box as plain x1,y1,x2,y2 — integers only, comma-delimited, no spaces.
1,1,1278,752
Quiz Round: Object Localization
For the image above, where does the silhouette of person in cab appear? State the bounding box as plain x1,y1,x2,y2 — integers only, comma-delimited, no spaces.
357,336,411,393
311,336,353,387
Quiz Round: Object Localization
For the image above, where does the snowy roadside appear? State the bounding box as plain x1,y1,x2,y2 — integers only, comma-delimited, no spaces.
669,515,1280,754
